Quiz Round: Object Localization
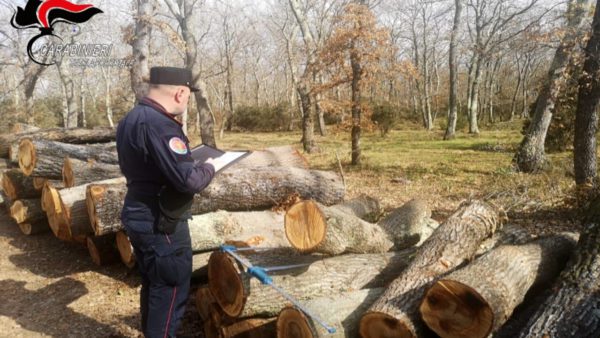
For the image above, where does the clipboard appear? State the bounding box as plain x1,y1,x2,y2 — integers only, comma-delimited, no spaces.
190,144,251,173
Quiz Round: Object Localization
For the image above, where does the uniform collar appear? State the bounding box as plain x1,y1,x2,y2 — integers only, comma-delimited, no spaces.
139,97,183,126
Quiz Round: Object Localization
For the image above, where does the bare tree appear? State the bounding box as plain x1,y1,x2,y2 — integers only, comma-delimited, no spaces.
445,0,463,140
129,0,152,101
514,0,593,172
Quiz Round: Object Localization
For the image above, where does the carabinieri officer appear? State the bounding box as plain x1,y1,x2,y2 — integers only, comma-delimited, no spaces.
116,66,220,337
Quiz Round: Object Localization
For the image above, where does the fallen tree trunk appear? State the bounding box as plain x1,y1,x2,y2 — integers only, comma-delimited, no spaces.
62,157,122,188
18,138,118,176
277,288,384,338
208,249,415,319
420,233,578,338
517,201,600,338
0,127,116,157
2,169,40,200
9,198,45,224
87,234,120,266
359,201,498,338
284,199,436,254
87,167,344,235
377,198,438,249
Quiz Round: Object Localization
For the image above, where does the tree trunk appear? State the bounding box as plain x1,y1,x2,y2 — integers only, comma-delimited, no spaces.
359,201,498,338
517,199,600,338
574,0,600,196
9,198,46,225
208,249,415,319
277,288,384,338
130,0,151,101
19,154,64,179
444,0,462,140
421,233,578,338
514,0,592,172
377,198,439,249
284,199,433,255
2,169,40,200
86,167,344,235
468,56,482,134
87,233,120,266
62,157,122,188
298,85,317,153
0,127,116,158
351,40,362,165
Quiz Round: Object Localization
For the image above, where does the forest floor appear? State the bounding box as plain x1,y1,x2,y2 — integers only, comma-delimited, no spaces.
0,123,586,337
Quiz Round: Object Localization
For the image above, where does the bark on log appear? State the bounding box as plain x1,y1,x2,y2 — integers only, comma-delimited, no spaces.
420,233,578,338
0,127,116,157
62,157,122,188
87,234,120,266
284,199,435,254
378,198,439,249
18,138,118,176
359,201,498,338
18,221,50,235
208,249,415,319
335,195,383,223
237,145,308,169
517,201,600,338
19,154,64,179
86,167,344,235
475,223,533,256
9,198,45,224
2,169,40,200
277,288,384,338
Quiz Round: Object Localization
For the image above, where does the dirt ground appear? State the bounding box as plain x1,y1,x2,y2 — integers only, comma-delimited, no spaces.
0,208,204,338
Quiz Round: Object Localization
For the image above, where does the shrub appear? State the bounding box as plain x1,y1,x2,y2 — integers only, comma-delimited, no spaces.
233,103,292,132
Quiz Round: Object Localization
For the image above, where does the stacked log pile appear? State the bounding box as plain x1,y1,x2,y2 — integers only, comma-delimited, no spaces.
0,127,597,337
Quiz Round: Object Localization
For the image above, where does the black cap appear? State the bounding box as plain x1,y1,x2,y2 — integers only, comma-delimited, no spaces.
149,66,200,92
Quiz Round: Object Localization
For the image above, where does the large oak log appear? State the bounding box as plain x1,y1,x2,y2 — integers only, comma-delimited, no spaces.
18,138,118,176
2,169,40,200
87,234,120,266
86,167,345,235
420,233,577,338
208,249,415,319
9,198,45,224
358,201,498,338
516,201,600,338
277,288,384,338
284,199,436,254
62,157,122,188
0,127,116,157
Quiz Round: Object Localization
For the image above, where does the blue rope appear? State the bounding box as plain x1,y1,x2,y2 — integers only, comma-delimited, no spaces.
220,245,336,334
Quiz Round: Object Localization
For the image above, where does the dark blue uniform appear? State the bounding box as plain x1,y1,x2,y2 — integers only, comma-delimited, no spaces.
116,97,214,338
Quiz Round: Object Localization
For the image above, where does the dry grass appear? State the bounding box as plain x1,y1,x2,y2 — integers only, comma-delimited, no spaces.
190,124,584,233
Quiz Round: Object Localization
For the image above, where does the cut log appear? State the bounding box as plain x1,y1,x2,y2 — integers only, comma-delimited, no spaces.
237,145,308,168
359,201,498,338
420,233,578,338
516,200,600,338
196,286,216,322
86,167,344,235
335,195,383,223
2,169,40,200
378,198,438,249
221,318,277,338
116,231,136,269
277,288,384,338
9,198,45,224
18,221,50,235
0,127,116,157
284,199,436,255
18,138,118,176
87,234,120,266
208,249,415,319
62,157,122,188
19,154,64,179
476,223,533,256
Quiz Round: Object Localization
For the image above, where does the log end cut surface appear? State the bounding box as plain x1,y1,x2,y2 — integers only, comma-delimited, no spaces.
359,312,415,338
17,138,35,176
86,184,105,233
420,279,493,338
116,231,136,269
208,251,245,318
284,200,327,251
2,172,16,200
277,307,315,338
10,200,27,223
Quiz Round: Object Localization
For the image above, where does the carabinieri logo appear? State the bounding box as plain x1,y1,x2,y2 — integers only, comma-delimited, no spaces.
10,0,103,66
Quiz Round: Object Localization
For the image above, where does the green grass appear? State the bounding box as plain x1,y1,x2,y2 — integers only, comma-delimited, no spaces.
190,126,582,230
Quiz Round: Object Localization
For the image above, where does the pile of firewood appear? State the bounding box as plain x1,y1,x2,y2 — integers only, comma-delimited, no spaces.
1,125,599,338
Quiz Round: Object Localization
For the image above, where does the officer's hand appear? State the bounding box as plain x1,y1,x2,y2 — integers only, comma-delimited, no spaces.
205,157,227,172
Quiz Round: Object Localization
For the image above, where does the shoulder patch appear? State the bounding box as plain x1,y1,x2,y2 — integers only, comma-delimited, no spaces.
168,137,188,155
